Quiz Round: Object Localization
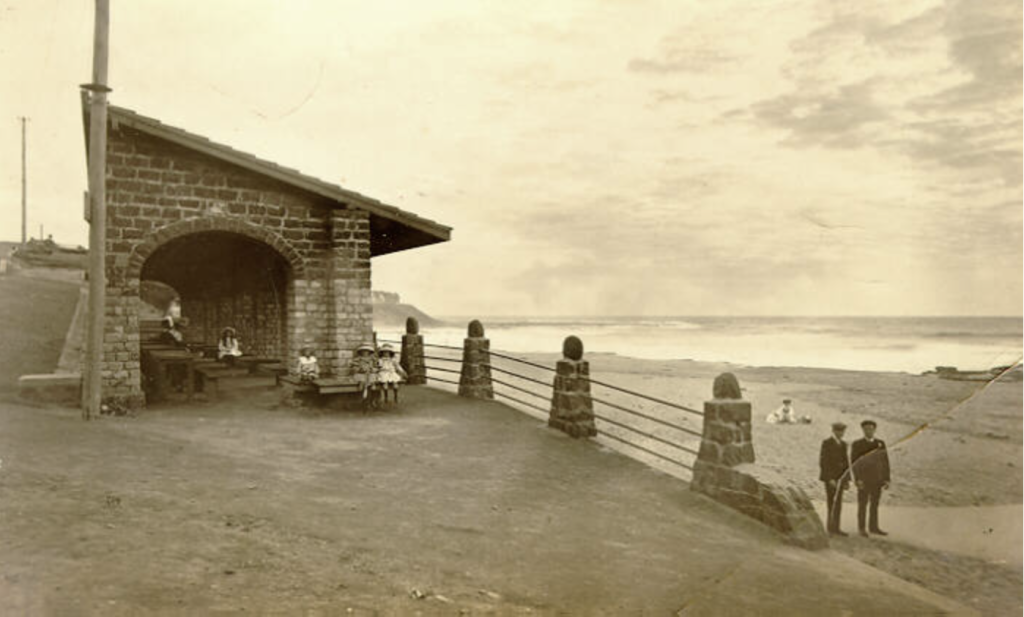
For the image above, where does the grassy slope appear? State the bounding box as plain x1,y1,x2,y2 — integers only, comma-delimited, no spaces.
0,274,80,393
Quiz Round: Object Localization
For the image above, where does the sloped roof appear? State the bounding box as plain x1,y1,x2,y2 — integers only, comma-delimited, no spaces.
82,99,451,256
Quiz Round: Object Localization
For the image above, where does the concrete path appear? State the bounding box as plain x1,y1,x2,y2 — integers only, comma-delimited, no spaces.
814,501,1022,567
0,387,977,615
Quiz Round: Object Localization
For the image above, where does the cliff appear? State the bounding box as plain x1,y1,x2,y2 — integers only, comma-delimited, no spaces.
373,291,443,327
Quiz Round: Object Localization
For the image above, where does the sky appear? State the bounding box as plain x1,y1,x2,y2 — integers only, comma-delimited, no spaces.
0,0,1020,317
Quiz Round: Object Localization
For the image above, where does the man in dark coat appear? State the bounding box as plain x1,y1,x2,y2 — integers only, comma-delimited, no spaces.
819,422,850,536
851,419,891,536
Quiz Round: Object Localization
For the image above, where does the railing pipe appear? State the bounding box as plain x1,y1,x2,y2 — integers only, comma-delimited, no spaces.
596,429,694,471
593,412,699,456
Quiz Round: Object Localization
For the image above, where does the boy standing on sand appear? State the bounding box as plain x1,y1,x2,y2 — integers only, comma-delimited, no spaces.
819,422,851,536
851,420,891,537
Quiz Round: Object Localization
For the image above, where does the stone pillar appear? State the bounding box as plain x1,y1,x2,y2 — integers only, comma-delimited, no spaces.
101,262,145,409
458,320,493,399
328,209,373,376
691,373,828,550
548,336,596,438
400,317,426,385
696,373,755,467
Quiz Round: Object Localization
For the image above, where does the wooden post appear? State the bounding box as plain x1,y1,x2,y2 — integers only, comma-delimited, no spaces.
82,0,110,419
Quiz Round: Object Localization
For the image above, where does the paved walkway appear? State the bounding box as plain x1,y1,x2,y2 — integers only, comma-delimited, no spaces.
813,501,1022,567
0,387,976,615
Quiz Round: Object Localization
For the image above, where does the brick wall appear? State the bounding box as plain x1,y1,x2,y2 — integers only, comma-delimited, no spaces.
100,125,374,406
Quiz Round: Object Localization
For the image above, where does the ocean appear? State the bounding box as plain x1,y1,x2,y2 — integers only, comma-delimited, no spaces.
383,316,1023,374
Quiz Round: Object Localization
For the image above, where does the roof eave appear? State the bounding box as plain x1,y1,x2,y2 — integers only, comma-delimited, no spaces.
82,101,452,251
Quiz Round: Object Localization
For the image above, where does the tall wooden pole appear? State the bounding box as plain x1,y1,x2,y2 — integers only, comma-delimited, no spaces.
20,116,26,245
82,0,110,420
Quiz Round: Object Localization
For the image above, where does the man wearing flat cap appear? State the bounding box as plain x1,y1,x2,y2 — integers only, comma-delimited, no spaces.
819,422,851,535
851,420,891,537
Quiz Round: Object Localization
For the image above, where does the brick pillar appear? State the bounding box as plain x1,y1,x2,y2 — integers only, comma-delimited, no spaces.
458,320,493,399
548,335,596,438
400,317,426,385
691,373,828,550
328,209,373,376
285,277,315,375
101,255,145,409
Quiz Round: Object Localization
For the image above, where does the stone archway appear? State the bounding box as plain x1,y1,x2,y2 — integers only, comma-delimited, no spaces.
101,214,317,407
126,215,306,282
140,229,292,361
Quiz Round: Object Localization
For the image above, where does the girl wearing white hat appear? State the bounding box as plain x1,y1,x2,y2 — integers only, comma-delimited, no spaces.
349,343,379,406
376,343,407,406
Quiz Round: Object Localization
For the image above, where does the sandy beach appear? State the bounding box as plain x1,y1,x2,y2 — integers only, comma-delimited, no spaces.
445,350,1023,507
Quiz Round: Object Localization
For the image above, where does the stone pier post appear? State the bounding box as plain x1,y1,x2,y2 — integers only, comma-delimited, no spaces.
458,320,493,399
400,317,426,385
548,336,597,438
691,373,828,550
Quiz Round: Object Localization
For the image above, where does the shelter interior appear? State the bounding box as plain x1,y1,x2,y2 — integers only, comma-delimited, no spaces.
140,231,289,360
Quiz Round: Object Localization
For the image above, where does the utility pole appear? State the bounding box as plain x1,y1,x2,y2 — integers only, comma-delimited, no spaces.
82,0,110,420
20,116,27,245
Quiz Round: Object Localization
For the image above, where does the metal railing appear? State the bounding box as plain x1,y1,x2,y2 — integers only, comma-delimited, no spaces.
384,336,704,473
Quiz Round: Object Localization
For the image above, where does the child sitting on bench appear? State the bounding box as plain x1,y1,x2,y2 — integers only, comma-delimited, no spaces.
349,343,379,407
376,343,407,406
218,327,243,366
297,346,320,383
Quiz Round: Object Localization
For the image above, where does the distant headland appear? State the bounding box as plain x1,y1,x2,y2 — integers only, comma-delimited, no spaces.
371,290,442,328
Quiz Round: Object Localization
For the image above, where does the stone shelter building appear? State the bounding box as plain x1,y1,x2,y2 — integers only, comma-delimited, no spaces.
83,104,451,407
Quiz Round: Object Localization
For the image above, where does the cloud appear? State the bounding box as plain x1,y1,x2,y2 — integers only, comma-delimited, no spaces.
628,47,739,74
627,23,746,75
743,0,1022,186
752,80,889,148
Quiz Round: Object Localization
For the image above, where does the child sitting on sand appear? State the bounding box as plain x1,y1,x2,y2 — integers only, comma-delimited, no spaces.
349,343,379,407
766,399,812,424
376,343,408,406
297,346,320,383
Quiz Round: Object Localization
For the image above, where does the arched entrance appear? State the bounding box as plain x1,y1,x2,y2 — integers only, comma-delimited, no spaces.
140,230,291,361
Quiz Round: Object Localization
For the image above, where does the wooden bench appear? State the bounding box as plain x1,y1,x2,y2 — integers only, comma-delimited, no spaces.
255,362,288,377
197,363,274,396
278,374,361,395
235,356,283,373
142,348,196,402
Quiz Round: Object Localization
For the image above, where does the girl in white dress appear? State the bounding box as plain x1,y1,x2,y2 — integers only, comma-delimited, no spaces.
218,327,243,366
376,343,407,406
297,346,319,383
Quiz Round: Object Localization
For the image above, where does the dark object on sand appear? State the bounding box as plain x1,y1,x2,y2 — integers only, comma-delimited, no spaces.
562,335,584,361
713,373,742,399
927,365,1022,382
